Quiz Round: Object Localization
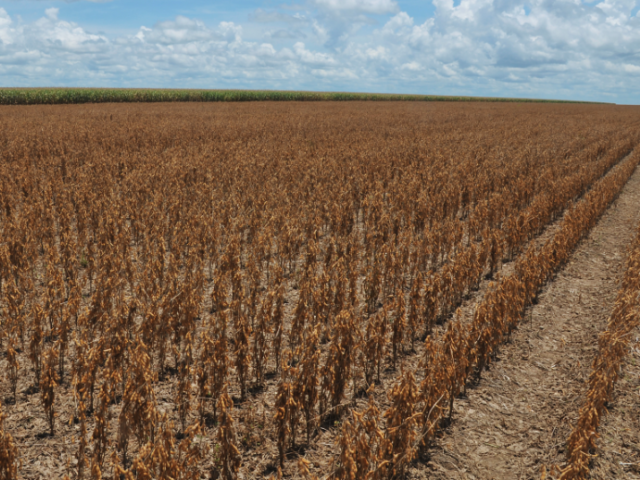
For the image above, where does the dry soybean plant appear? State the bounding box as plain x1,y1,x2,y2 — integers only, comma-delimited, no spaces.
0,101,639,479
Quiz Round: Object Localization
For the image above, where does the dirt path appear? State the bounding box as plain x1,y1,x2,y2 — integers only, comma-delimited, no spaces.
590,333,640,479
423,164,640,480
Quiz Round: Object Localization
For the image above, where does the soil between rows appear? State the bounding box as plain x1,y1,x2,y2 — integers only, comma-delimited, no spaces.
424,162,640,479
591,330,640,480
3,104,640,480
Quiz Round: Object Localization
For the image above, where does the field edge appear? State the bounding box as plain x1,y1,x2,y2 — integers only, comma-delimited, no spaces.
0,88,610,105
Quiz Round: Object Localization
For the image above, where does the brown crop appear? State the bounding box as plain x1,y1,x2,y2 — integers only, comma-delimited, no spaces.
0,101,639,479
560,213,640,479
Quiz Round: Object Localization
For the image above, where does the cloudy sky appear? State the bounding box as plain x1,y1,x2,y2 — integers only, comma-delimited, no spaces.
0,0,639,103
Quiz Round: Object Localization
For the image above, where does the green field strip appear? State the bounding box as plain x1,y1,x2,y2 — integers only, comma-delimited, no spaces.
0,88,608,105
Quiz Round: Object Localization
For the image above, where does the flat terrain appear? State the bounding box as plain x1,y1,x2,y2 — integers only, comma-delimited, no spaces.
0,87,593,105
427,158,640,479
0,102,639,480
592,331,640,479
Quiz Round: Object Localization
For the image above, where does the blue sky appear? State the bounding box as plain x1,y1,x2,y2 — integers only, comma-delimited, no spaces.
0,0,639,103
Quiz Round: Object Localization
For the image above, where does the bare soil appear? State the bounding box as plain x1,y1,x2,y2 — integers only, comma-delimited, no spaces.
423,164,640,479
590,334,640,479
2,103,639,480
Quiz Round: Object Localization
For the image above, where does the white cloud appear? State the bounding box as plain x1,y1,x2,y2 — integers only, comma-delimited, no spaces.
372,0,640,100
0,8,13,44
365,46,387,60
383,11,413,32
401,61,422,71
294,41,336,65
138,16,218,45
1,3,640,103
45,7,59,21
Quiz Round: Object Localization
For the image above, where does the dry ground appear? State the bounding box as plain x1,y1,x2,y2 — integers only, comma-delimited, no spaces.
424,160,640,479
1,103,639,480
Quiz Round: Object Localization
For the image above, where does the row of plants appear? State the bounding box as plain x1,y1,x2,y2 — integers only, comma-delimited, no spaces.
0,88,598,105
0,102,635,479
559,213,640,479
331,146,640,480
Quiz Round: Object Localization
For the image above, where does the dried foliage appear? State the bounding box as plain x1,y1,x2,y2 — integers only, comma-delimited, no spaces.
0,102,638,478
0,402,18,480
559,221,640,479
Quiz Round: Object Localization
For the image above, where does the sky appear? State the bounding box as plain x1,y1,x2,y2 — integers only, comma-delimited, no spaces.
0,0,639,103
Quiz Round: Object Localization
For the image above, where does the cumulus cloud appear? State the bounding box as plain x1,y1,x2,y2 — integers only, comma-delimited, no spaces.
136,16,222,45
293,41,335,65
1,2,640,102
0,9,293,86
372,0,640,100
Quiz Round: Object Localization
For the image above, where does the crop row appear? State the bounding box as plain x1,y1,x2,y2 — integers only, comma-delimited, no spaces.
329,145,640,480
559,204,640,479
0,88,600,105
0,103,637,479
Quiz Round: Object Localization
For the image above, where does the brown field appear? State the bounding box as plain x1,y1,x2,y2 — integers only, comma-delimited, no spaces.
0,102,639,480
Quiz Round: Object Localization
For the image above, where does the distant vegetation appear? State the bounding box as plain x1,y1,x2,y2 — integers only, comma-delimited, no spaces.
0,88,601,104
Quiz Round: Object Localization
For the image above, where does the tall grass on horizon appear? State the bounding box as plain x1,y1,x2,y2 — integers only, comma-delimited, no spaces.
0,88,600,105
